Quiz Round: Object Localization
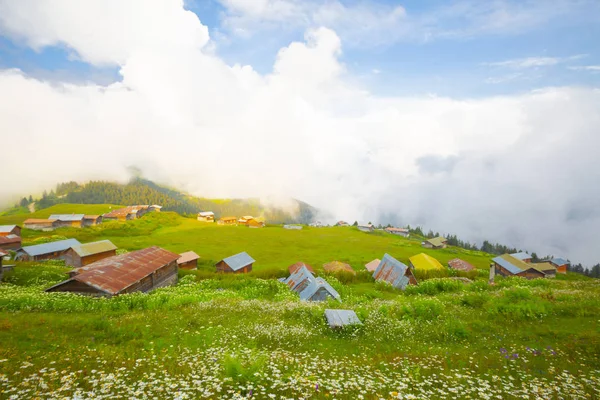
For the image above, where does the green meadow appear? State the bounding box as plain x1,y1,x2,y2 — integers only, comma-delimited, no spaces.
0,205,599,399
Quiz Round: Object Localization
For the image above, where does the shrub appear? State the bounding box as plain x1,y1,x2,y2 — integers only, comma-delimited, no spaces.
460,293,489,308
404,278,464,296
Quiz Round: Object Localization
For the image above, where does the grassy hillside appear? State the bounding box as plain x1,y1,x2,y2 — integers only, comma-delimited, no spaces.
0,206,598,398
0,203,122,225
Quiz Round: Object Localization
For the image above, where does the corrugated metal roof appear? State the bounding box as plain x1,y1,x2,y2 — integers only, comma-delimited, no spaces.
492,254,525,275
178,251,200,264
68,246,180,295
447,258,475,272
409,253,444,270
550,257,569,267
70,240,117,257
20,239,81,257
283,266,341,302
385,227,409,233
49,214,85,222
372,253,411,290
533,262,556,272
221,252,255,271
0,235,22,245
23,219,57,224
83,215,101,219
511,252,531,260
324,309,362,328
198,211,214,217
0,225,18,233
103,206,145,218
288,262,314,274
425,237,447,247
323,261,355,274
365,259,381,272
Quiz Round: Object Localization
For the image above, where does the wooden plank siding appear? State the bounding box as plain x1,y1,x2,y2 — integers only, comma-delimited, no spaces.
64,249,117,268
215,260,253,273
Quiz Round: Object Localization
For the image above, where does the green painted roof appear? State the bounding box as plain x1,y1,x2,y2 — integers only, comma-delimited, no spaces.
426,237,447,247
409,253,444,270
71,240,117,257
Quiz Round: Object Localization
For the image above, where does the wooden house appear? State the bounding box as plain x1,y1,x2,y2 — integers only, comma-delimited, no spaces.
510,252,532,263
0,234,22,251
47,246,180,296
103,206,149,221
0,225,21,237
384,227,409,237
63,240,117,268
288,262,315,274
372,253,417,290
247,218,265,228
335,221,350,227
23,218,58,231
532,262,557,278
492,254,548,280
549,257,569,274
323,261,356,275
177,251,200,270
421,237,448,249
409,253,445,271
357,224,374,233
217,216,237,225
49,214,85,228
82,215,102,227
16,239,81,261
215,252,255,273
447,258,475,272
197,211,215,222
282,265,340,302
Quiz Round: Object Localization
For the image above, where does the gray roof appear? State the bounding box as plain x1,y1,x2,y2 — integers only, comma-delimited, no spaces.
49,214,85,222
221,252,255,271
20,239,81,257
324,309,362,328
550,257,569,266
510,252,531,260
0,225,18,233
492,255,522,275
198,211,214,216
372,253,412,290
283,266,340,302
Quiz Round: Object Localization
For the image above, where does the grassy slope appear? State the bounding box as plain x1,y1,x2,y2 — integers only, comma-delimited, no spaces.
0,203,122,225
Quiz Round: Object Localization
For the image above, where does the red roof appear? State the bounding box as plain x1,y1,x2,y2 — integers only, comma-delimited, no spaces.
447,258,475,272
70,246,179,295
288,262,315,274
0,250,8,257
0,235,21,245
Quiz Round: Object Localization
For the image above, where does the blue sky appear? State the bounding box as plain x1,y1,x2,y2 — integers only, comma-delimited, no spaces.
1,0,599,97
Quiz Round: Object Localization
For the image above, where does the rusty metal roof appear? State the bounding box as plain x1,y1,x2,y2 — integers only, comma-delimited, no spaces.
385,227,409,233
70,240,117,257
324,309,362,328
373,253,412,290
0,225,18,233
69,246,180,295
103,206,146,218
49,214,84,222
20,238,81,257
447,258,476,272
323,261,355,275
284,266,340,302
288,262,314,274
0,235,21,245
365,259,381,273
83,215,101,219
178,251,200,264
23,219,57,224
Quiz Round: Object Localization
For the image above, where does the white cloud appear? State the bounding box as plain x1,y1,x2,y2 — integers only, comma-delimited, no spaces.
484,54,588,69
0,1,599,264
569,65,600,72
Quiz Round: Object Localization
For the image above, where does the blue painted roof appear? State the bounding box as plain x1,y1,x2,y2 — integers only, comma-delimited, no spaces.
372,253,411,290
20,239,81,257
221,251,255,271
324,309,362,328
510,252,531,261
550,257,569,266
49,214,85,221
492,255,523,274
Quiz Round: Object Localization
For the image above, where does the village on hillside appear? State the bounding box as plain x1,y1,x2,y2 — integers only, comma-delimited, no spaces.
0,205,574,328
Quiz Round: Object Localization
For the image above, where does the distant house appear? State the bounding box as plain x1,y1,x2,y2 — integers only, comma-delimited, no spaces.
238,216,254,224
447,258,476,272
532,262,557,278
247,218,265,228
283,224,302,230
510,252,532,263
217,216,237,226
0,225,21,237
324,309,362,328
178,251,200,270
409,253,445,271
0,234,21,251
23,218,58,231
49,214,85,228
47,246,180,296
335,221,350,227
197,211,215,222
216,251,255,273
492,254,551,280
282,265,340,302
372,253,417,290
385,227,409,237
16,238,81,262
288,261,315,274
103,206,149,221
323,261,356,275
63,240,118,268
82,215,102,227
548,257,569,274
365,259,381,273
309,221,323,227
149,205,162,212
421,237,448,249
357,224,374,233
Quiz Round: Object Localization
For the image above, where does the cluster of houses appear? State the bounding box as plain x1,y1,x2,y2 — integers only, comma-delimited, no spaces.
491,252,568,280
21,205,162,231
198,212,266,228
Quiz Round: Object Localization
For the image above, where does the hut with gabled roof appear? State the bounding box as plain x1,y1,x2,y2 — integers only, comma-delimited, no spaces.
178,251,200,270
492,254,548,280
63,240,118,268
282,265,340,302
409,253,445,271
0,234,21,251
16,238,81,261
548,257,569,274
23,218,58,231
372,253,417,290
82,215,102,227
421,237,448,249
216,252,255,273
49,214,85,228
197,211,215,222
217,216,237,225
0,225,21,237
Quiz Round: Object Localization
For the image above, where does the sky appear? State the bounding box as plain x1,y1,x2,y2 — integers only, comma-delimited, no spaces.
0,0,599,264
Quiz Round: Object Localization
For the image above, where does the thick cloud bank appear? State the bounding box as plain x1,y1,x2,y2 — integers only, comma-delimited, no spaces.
0,1,599,264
